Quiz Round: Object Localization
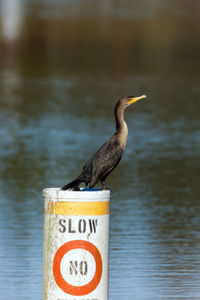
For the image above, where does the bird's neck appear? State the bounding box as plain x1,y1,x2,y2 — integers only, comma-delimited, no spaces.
115,106,128,147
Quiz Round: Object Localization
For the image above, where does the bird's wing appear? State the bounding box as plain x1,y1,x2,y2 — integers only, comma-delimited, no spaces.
79,157,93,183
90,137,123,186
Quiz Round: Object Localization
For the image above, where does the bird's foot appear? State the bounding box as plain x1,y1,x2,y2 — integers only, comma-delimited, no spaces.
61,185,80,191
101,187,113,196
73,186,81,191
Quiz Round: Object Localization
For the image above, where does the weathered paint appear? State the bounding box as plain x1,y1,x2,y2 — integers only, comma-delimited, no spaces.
47,201,109,216
43,188,110,300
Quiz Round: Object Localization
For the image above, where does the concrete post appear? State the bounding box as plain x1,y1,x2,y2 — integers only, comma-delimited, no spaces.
43,188,110,300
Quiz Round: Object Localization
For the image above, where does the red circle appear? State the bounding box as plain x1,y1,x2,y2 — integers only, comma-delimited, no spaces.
53,240,102,296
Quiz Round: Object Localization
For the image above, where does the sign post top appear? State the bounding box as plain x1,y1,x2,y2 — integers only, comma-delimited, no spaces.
43,187,111,202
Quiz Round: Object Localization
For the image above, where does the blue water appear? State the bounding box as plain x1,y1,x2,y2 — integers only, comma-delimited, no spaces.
0,1,200,299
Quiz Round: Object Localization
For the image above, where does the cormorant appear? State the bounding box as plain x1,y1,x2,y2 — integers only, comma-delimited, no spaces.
61,95,146,191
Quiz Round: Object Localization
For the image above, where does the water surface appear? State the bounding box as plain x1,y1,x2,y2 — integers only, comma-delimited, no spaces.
0,1,200,299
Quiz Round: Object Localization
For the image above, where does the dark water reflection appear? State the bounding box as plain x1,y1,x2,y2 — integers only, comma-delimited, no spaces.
0,1,200,299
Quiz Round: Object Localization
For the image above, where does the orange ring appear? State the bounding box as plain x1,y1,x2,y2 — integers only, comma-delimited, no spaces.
53,240,102,296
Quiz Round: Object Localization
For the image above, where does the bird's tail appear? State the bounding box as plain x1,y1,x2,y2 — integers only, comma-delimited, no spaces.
61,177,82,191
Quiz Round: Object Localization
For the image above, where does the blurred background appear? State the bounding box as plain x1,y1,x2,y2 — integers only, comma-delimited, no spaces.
0,0,200,299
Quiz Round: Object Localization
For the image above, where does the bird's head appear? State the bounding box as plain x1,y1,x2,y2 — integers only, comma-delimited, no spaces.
117,95,147,109
128,95,147,105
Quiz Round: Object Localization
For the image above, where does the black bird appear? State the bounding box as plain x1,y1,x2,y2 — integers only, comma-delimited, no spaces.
61,95,146,191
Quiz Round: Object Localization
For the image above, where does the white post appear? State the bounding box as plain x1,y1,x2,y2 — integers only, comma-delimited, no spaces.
43,188,111,300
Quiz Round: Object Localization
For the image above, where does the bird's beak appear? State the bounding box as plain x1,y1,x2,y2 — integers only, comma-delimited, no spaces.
129,95,147,105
